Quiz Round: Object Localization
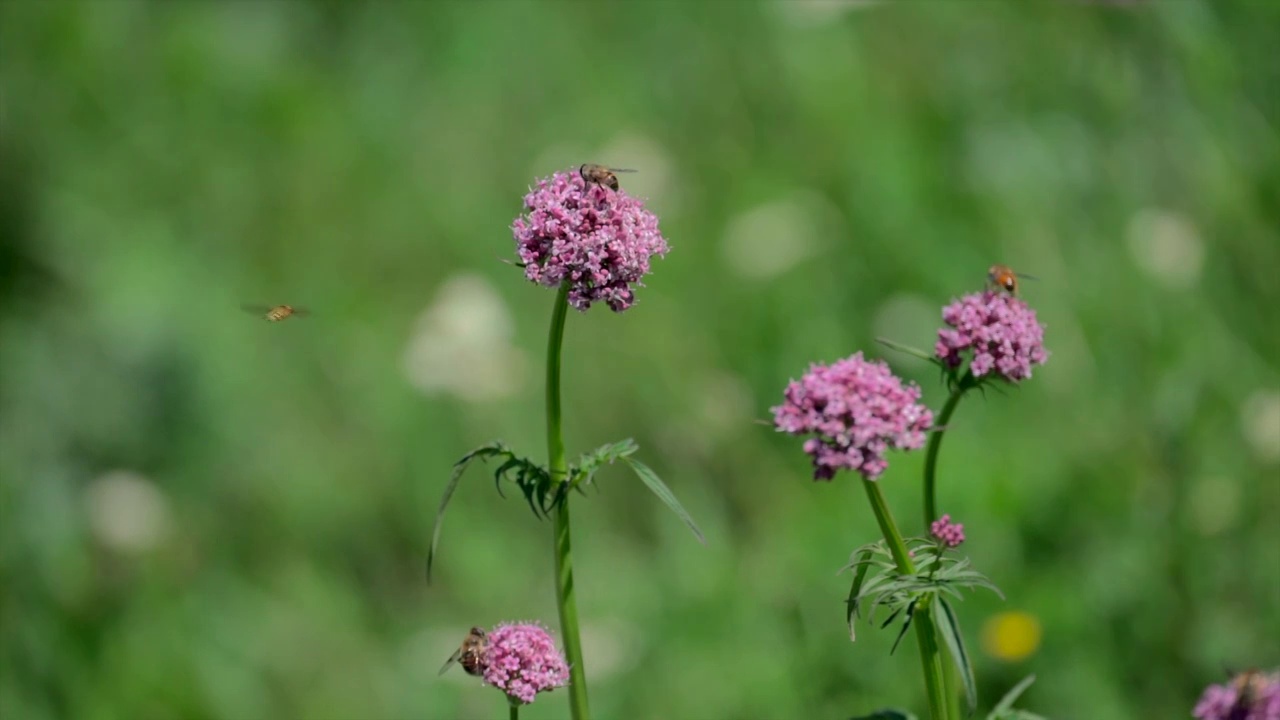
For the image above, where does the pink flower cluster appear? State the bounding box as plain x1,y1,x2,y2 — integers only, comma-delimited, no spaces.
935,290,1048,382
930,514,966,547
482,622,570,705
773,352,934,481
512,169,668,312
1194,670,1280,720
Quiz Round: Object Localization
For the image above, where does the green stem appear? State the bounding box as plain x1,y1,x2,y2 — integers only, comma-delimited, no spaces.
545,282,589,720
861,479,949,719
943,659,962,719
923,383,967,530
509,698,520,720
913,602,950,720
931,539,962,717
861,479,917,573
922,376,973,717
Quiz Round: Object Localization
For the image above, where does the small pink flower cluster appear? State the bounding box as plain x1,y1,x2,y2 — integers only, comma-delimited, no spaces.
482,623,570,705
512,170,668,312
772,352,934,481
1194,670,1280,720
930,514,966,548
935,290,1048,382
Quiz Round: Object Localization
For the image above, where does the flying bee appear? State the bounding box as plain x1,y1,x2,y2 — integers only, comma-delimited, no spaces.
579,163,637,191
241,304,310,322
986,265,1038,296
438,626,489,677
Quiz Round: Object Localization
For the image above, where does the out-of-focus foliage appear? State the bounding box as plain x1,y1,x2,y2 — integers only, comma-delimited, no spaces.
1,2,1277,719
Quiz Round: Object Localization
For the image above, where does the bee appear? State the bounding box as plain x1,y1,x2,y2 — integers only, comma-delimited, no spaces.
1231,668,1275,708
579,163,637,191
241,304,309,322
438,626,489,677
986,265,1037,296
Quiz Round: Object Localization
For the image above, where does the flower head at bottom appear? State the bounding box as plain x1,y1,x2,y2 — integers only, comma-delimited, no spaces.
481,622,570,705
1193,669,1280,720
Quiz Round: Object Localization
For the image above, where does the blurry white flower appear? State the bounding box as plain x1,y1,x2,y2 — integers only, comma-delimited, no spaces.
722,192,837,279
402,274,525,402
1241,389,1280,464
1187,475,1241,537
1126,209,1204,289
85,470,171,554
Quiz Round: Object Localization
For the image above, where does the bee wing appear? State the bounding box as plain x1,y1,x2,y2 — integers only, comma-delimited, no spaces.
610,168,638,173
291,308,313,317
438,648,462,676
1013,272,1039,281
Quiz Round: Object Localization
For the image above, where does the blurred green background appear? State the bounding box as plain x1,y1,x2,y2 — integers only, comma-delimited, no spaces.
2,1,1277,718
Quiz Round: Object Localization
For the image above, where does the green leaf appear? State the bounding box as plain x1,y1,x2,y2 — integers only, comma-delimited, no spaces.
569,438,640,489
850,711,918,720
937,598,978,716
427,441,508,583
845,548,873,640
492,456,523,499
989,675,1037,718
876,336,943,366
890,599,917,654
621,456,705,544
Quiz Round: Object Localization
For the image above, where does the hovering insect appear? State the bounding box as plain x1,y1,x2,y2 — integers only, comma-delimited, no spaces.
579,163,637,191
986,265,1037,296
241,304,310,322
439,626,489,677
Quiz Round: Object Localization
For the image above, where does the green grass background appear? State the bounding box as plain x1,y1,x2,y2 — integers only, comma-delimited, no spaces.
1,1,1277,719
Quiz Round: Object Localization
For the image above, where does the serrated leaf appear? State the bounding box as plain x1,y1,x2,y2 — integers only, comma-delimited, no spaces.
990,675,1037,717
937,597,978,716
492,457,523,499
856,572,892,600
621,457,705,544
569,438,640,490
522,475,545,519
879,604,906,630
427,442,507,583
914,555,940,570
850,711,919,720
846,549,873,640
890,599,917,655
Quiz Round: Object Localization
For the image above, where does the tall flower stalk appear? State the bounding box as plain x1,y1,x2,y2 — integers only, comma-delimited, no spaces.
543,281,588,717
787,280,1047,719
909,284,1048,716
773,352,948,718
428,169,703,720
924,288,1047,528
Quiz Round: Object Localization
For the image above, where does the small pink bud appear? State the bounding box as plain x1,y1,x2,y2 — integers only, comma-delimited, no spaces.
930,514,966,548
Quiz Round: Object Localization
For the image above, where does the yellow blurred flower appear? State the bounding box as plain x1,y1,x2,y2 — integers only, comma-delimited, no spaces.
981,611,1042,662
